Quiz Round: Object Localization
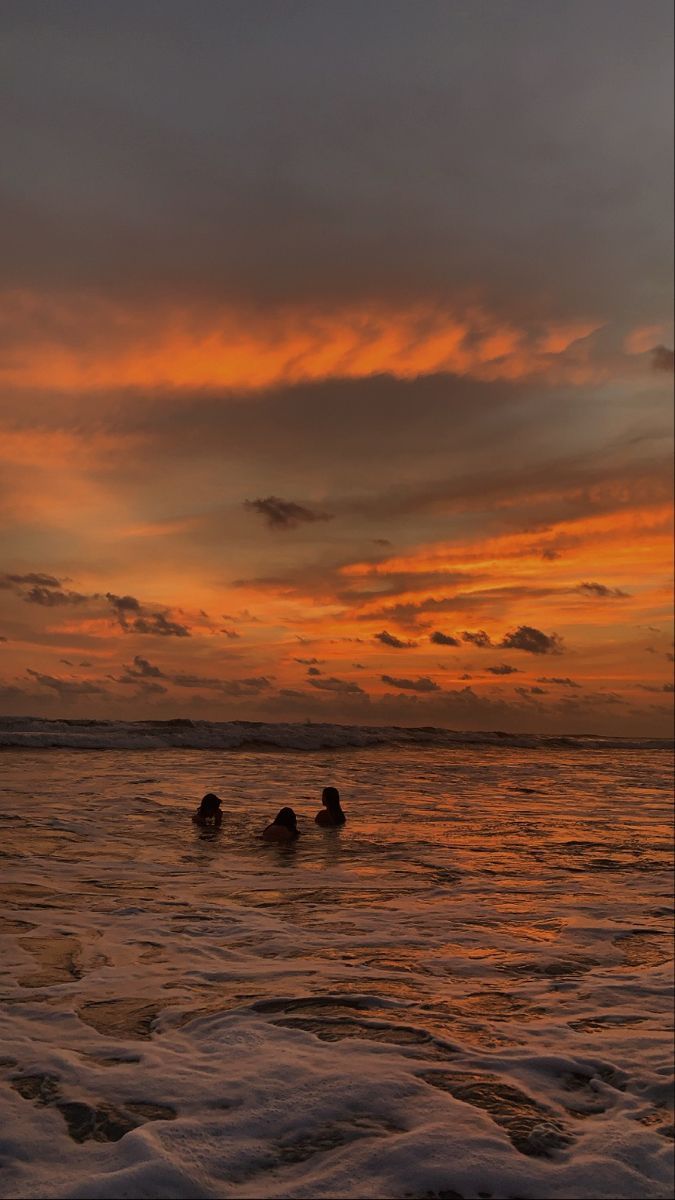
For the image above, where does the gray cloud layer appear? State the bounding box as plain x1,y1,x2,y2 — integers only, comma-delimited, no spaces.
1,2,672,323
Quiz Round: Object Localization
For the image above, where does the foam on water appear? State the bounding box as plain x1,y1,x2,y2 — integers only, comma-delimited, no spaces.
0,743,672,1199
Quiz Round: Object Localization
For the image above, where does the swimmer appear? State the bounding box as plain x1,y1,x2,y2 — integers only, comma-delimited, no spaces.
262,806,300,842
192,793,223,827
315,786,346,827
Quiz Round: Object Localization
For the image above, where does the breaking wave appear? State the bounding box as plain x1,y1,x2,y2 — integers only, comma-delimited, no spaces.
0,716,670,752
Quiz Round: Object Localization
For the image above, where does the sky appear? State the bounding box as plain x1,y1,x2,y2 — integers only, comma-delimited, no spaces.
0,0,673,734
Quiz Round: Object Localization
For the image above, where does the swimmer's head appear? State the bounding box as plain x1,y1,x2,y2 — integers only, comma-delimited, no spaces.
198,793,222,817
321,786,341,814
274,806,299,833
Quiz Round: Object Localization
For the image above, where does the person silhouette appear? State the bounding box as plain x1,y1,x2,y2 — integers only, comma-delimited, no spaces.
315,786,346,827
192,793,223,827
262,807,300,842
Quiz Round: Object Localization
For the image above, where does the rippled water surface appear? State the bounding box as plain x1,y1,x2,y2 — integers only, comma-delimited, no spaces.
1,745,673,1200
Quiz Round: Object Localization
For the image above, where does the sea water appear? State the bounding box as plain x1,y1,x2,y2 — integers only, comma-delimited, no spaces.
0,732,673,1199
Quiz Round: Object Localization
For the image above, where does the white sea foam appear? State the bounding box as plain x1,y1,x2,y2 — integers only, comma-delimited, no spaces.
0,743,672,1199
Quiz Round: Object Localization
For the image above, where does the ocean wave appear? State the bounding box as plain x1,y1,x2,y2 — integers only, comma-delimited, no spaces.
0,716,671,752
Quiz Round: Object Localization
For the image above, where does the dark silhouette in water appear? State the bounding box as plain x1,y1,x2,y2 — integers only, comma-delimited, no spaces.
315,786,346,827
262,806,300,842
192,793,223,827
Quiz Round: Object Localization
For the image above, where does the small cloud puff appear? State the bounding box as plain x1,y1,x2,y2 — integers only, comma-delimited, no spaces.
500,625,563,655
577,581,629,598
430,631,460,646
375,630,417,649
461,630,492,647
309,676,365,695
381,674,440,692
537,676,580,688
244,496,333,529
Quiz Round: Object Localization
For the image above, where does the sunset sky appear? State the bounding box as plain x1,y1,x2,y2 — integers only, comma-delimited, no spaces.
0,0,673,734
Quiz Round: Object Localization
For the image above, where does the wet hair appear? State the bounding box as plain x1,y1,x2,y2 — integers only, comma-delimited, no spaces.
198,793,222,817
273,806,299,834
322,787,345,821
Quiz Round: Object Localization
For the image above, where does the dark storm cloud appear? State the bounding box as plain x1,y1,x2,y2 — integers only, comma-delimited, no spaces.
577,581,630,598
307,666,321,676
374,630,417,649
309,676,365,695
487,664,520,676
537,676,581,688
0,1,671,323
651,345,674,372
244,497,333,530
501,626,563,655
430,631,460,646
381,674,440,692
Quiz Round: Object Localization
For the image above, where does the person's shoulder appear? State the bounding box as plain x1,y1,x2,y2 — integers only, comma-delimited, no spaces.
262,824,282,841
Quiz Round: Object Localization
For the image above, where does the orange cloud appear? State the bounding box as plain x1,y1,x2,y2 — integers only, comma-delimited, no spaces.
624,324,672,355
235,503,673,670
0,291,603,392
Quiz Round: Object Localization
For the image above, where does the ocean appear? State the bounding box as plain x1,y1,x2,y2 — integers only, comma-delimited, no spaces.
1,720,673,1200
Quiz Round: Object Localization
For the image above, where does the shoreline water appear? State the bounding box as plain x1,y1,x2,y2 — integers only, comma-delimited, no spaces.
1,743,673,1199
